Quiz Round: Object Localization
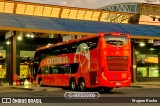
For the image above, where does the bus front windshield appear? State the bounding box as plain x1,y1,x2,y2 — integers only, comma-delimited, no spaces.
104,34,129,46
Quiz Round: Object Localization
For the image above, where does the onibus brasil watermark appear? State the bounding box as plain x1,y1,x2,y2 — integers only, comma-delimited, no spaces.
2,98,42,103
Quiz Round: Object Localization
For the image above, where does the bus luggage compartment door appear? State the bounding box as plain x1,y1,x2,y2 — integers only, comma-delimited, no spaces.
90,71,97,86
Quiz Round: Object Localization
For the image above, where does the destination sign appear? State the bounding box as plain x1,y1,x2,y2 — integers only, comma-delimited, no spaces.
105,34,128,46
107,37,126,42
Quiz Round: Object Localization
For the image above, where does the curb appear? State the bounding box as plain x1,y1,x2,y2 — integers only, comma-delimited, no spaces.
32,88,62,91
11,86,62,91
129,85,143,88
11,86,34,90
129,85,160,88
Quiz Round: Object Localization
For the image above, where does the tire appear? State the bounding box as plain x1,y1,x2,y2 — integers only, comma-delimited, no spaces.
79,79,85,92
70,79,76,91
38,79,42,86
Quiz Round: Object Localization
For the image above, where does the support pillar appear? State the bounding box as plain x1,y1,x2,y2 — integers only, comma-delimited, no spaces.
49,33,62,43
6,37,13,85
49,33,54,38
131,40,137,83
57,34,63,42
6,32,20,85
15,32,20,76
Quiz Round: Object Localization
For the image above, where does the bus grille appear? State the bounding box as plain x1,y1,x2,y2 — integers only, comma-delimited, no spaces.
106,56,128,71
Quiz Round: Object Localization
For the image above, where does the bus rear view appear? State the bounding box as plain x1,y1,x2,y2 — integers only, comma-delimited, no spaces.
99,32,131,90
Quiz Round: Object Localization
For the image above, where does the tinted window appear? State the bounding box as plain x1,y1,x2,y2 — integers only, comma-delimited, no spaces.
42,63,79,74
79,37,99,50
58,67,65,74
70,63,79,74
104,34,128,46
35,48,52,60
37,69,42,74
50,66,58,74
63,64,71,74
35,37,99,59
41,66,50,74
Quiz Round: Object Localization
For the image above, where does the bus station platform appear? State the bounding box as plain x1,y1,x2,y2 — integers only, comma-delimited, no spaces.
0,82,160,91
0,83,63,92
11,85,63,91
130,82,160,88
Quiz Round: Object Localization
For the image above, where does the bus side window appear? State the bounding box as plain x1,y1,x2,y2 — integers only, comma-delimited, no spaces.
68,42,78,53
44,68,50,74
64,65,71,74
40,66,46,74
50,67,58,74
58,67,65,74
33,62,39,74
37,69,42,74
70,63,79,74
78,37,99,50
87,37,99,50
45,66,50,74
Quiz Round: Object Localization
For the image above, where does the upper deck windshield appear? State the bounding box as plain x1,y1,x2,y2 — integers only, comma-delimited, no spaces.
104,34,129,46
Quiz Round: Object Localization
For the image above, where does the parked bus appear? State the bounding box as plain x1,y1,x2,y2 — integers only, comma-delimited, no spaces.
31,32,131,91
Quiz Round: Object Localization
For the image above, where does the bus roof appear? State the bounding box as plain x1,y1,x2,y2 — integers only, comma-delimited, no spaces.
35,32,129,53
36,34,100,52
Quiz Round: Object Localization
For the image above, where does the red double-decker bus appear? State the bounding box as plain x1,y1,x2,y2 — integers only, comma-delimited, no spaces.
32,32,131,91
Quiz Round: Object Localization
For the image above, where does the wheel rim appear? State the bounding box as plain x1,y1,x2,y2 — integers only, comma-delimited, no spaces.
80,81,85,91
71,81,76,90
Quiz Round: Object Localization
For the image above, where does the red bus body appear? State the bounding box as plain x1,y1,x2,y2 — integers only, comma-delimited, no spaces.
35,32,131,90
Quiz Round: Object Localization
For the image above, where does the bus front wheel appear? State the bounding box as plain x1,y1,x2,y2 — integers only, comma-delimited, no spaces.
79,79,85,91
70,79,76,91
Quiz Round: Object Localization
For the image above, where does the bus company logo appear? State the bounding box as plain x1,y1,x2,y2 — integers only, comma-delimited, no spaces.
74,43,90,69
47,56,69,65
